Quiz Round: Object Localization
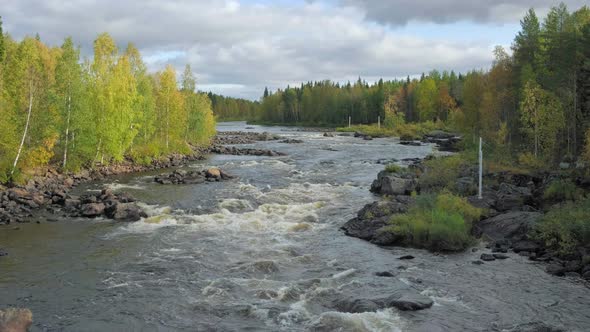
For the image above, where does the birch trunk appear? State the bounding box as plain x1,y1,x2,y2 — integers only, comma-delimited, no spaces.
11,81,34,176
62,93,71,169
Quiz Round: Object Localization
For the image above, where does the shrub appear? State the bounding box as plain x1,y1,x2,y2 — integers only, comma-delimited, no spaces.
517,152,545,170
419,155,469,192
535,198,590,255
383,192,481,252
543,179,583,202
384,163,402,173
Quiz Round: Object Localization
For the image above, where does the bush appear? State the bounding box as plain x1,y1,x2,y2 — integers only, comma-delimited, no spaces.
419,155,469,192
517,152,545,170
384,164,402,173
382,192,481,252
535,198,590,255
543,179,583,202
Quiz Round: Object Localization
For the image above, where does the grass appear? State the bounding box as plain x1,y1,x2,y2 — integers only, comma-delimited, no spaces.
335,121,443,139
384,163,402,173
381,192,481,252
418,154,471,193
535,197,590,255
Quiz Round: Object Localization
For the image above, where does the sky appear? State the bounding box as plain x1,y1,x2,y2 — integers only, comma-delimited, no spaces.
2,0,588,100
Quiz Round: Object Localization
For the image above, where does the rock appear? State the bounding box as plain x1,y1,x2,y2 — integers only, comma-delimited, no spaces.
583,271,590,280
0,308,33,332
399,141,422,146
473,212,542,244
564,272,581,278
323,132,334,137
206,168,221,178
252,260,279,273
341,196,414,243
398,255,415,260
494,183,533,212
472,260,484,265
105,203,146,222
375,271,396,277
7,188,30,201
383,291,433,311
480,253,496,261
280,139,304,144
0,248,7,257
63,199,81,209
80,203,105,217
493,253,509,259
370,171,417,196
424,130,457,139
546,263,566,276
334,299,380,313
512,240,541,253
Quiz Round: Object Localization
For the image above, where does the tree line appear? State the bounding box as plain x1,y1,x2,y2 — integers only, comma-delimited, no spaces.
208,92,259,121
0,26,216,182
254,3,590,165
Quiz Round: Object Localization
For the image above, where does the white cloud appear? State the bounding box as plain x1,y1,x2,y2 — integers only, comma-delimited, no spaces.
1,0,519,99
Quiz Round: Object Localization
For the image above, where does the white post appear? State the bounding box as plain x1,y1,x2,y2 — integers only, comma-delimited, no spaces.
478,137,483,199
378,116,381,129
348,116,351,128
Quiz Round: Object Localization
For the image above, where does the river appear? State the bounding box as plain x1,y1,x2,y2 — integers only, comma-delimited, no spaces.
1,122,590,331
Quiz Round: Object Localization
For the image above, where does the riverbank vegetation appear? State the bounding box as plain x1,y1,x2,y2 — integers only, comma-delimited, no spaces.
382,192,481,251
0,27,216,183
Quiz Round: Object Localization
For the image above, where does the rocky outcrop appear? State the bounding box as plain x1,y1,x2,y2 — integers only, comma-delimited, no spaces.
62,188,147,222
214,131,281,145
473,211,542,245
209,146,286,156
422,130,462,152
0,308,32,332
370,171,417,196
341,195,414,243
154,168,234,185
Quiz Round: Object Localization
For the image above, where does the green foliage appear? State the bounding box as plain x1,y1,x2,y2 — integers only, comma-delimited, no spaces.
535,198,590,255
0,32,217,182
384,164,402,173
543,179,584,202
419,155,469,192
383,192,481,252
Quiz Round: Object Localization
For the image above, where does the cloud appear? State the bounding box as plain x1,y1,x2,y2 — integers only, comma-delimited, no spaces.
340,0,589,25
2,0,508,99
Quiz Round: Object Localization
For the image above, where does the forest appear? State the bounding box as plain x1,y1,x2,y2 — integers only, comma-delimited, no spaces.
255,4,590,166
0,26,216,182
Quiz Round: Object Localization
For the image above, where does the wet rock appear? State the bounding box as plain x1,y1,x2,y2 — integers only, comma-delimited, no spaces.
383,291,433,311
0,308,33,332
512,240,541,253
341,196,414,243
0,248,7,257
493,253,509,260
206,168,221,178
334,299,380,313
480,253,496,261
564,272,581,278
546,263,566,276
399,141,422,146
398,255,415,260
210,145,287,157
105,203,147,222
375,271,396,277
583,271,590,280
472,260,484,265
80,203,105,217
252,260,279,273
323,132,334,137
280,139,304,144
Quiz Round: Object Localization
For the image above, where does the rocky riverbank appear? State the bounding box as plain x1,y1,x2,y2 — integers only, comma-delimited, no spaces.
154,168,234,184
343,157,590,280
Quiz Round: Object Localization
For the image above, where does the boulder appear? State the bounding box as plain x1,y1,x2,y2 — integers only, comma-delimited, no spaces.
0,308,33,332
341,196,414,243
473,211,542,245
206,168,221,178
105,203,147,222
370,171,417,196
383,291,433,311
80,203,105,217
334,299,380,313
480,253,496,261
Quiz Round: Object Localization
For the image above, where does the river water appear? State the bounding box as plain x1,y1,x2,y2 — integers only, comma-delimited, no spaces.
1,122,589,332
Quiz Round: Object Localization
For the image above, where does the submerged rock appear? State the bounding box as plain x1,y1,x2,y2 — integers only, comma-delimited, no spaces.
480,253,496,261
383,291,434,311
333,299,380,313
500,321,566,332
105,202,147,222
